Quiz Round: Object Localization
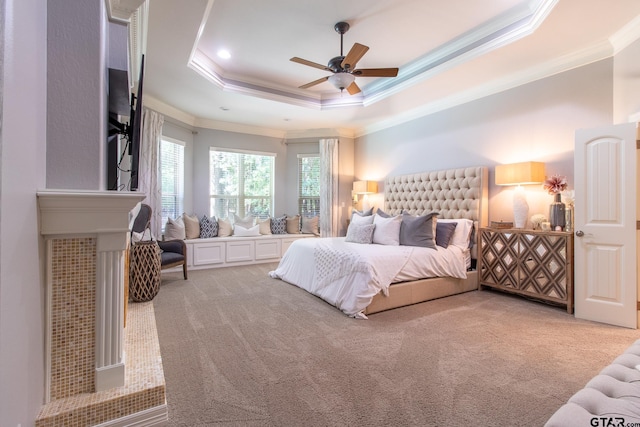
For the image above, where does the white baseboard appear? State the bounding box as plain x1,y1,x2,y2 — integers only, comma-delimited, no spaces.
93,404,168,427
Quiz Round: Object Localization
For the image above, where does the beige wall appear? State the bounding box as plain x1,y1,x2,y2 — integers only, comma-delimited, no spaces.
355,59,615,226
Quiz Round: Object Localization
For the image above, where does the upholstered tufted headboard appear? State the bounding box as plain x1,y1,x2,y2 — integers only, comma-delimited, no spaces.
384,166,489,258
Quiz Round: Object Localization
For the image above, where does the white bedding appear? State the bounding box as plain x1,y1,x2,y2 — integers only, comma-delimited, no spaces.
268,237,468,318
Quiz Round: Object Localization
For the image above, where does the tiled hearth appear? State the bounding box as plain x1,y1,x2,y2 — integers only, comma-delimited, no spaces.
36,191,167,426
36,302,166,426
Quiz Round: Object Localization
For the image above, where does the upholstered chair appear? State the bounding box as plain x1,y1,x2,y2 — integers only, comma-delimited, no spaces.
131,204,188,280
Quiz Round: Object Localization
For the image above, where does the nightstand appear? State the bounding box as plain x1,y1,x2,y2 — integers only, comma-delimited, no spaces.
478,227,574,313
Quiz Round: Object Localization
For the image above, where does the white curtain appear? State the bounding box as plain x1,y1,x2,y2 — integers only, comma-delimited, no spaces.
319,138,339,237
138,107,164,238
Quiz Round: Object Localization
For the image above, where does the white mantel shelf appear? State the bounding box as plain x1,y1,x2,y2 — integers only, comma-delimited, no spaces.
37,189,145,236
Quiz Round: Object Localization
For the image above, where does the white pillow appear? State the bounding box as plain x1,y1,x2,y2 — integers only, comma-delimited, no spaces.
131,228,153,243
438,219,474,250
164,216,186,240
233,224,260,237
351,213,374,226
233,214,255,228
372,214,402,246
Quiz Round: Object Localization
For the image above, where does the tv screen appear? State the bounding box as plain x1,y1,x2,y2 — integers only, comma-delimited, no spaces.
129,55,144,191
106,55,144,191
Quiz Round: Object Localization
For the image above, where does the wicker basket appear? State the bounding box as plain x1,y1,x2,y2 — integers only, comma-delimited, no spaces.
129,241,161,302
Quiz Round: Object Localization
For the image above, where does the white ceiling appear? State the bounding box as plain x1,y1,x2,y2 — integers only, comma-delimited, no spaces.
142,0,640,138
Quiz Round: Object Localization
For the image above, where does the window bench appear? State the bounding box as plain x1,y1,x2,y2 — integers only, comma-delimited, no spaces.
179,233,316,271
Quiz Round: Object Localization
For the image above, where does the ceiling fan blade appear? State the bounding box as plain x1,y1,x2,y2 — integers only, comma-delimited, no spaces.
346,81,361,95
290,57,332,72
299,76,330,89
341,43,369,70
353,68,399,77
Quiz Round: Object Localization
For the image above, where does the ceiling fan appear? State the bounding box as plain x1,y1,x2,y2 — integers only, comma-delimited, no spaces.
290,21,399,95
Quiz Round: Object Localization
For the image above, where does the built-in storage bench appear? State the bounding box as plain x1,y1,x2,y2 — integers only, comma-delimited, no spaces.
183,234,316,270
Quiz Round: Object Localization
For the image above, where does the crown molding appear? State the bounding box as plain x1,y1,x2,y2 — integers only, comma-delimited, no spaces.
356,39,613,138
610,14,640,55
105,0,146,24
186,0,558,111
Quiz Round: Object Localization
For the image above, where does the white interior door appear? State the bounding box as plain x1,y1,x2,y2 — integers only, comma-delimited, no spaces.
574,122,637,328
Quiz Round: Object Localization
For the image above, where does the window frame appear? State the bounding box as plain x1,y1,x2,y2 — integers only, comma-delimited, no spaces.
209,147,276,219
297,153,320,217
159,136,185,230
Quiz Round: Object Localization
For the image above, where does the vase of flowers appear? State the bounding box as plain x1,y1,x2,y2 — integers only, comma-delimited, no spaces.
543,175,568,231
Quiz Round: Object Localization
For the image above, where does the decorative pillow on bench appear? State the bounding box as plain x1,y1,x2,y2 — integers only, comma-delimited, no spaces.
199,215,218,238
165,216,186,240
234,224,260,237
271,215,287,234
301,215,319,235
183,213,200,239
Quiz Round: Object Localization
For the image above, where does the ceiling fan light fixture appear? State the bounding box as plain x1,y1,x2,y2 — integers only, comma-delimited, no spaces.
328,72,355,91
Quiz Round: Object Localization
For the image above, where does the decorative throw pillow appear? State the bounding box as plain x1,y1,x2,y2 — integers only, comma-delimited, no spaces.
438,219,474,250
436,221,458,248
271,215,287,234
199,215,218,238
399,212,438,249
257,217,272,235
375,208,391,218
233,224,260,237
183,213,200,239
217,218,233,237
286,215,301,234
345,223,376,244
372,214,402,245
351,213,375,226
233,213,255,229
164,216,186,240
351,207,374,219
301,216,319,235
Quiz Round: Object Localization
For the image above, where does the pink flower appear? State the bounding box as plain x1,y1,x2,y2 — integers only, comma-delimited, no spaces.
543,175,568,195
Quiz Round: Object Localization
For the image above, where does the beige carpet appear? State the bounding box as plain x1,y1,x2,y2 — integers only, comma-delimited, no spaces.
152,263,639,426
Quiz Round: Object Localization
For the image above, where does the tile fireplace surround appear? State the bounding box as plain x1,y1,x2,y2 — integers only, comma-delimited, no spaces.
36,190,167,426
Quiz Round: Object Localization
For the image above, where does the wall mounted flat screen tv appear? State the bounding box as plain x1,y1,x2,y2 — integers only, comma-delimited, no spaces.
107,54,145,191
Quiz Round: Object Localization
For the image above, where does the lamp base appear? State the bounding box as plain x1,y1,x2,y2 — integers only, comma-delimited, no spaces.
513,187,529,229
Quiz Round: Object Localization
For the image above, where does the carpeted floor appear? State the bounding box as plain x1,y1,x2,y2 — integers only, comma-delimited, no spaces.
152,263,639,426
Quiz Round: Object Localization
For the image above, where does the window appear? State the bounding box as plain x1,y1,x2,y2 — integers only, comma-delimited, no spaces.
209,148,275,219
298,154,320,216
160,138,184,228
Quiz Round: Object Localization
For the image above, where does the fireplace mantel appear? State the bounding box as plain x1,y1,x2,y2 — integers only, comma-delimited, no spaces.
37,190,145,396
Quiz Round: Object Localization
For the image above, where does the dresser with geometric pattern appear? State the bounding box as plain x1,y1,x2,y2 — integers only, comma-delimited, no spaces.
478,228,574,313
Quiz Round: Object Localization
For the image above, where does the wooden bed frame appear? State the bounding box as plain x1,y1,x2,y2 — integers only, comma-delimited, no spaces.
364,166,489,315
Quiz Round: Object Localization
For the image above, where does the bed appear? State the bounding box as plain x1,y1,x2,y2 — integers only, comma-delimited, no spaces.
269,166,488,318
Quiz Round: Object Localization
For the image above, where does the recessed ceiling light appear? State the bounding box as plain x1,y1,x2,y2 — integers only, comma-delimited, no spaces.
217,49,231,59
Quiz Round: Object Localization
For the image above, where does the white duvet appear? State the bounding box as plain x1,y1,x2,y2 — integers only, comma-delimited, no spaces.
268,237,468,318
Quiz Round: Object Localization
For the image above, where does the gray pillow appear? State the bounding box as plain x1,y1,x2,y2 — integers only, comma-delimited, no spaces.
345,223,376,244
436,221,458,248
375,208,391,218
399,212,438,249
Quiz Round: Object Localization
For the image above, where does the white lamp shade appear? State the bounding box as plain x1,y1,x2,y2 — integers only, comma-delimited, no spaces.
353,180,377,194
495,161,545,185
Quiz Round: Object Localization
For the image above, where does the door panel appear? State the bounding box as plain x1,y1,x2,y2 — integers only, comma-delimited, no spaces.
574,122,637,328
